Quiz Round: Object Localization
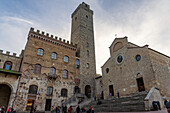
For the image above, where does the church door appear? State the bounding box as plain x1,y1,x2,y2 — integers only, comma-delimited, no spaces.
0,84,11,108
136,77,145,92
109,85,114,96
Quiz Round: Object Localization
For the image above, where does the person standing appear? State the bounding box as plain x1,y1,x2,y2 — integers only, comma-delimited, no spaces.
117,92,120,98
34,106,37,113
62,104,67,113
68,106,73,113
7,107,11,113
76,105,80,113
92,107,94,113
30,106,34,113
2,106,6,113
166,100,170,113
56,106,60,113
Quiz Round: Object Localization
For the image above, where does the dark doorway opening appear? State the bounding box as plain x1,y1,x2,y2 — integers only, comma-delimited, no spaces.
45,99,52,111
85,85,91,98
0,84,11,108
101,91,104,100
109,85,114,96
136,77,145,92
26,100,34,111
74,86,80,94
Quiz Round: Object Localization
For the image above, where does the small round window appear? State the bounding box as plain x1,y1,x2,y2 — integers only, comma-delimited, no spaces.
106,68,109,73
136,55,141,61
117,55,123,63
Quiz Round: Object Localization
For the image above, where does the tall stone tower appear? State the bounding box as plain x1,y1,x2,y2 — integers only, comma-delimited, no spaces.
71,2,96,98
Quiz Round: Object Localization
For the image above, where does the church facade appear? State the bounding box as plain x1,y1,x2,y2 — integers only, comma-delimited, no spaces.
101,37,170,99
0,2,96,111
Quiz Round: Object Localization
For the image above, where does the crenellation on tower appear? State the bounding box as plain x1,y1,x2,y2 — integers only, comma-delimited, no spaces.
55,36,58,40
6,51,10,55
46,33,49,36
42,31,45,35
71,2,93,18
0,50,3,54
29,28,77,49
37,29,40,33
13,53,16,57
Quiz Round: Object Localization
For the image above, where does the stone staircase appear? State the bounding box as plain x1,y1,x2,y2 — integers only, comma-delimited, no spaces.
84,91,148,112
63,93,89,107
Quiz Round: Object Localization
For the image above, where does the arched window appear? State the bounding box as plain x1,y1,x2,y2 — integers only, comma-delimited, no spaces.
49,67,56,75
3,61,12,70
34,64,41,74
87,50,89,56
86,63,89,68
63,70,68,79
47,87,53,96
28,85,38,94
51,52,57,59
37,48,44,56
86,42,89,47
75,59,80,65
64,56,69,62
61,88,67,97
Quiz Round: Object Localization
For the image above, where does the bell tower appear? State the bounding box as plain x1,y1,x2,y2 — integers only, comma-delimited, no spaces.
71,2,96,98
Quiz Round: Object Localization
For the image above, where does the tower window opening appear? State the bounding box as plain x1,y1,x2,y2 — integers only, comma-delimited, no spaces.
86,15,88,19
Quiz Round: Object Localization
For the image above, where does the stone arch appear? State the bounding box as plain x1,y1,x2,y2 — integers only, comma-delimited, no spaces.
85,85,91,98
113,42,123,52
0,83,12,108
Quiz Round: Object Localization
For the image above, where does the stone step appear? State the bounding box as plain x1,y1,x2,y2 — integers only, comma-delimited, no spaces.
94,104,145,112
82,92,147,112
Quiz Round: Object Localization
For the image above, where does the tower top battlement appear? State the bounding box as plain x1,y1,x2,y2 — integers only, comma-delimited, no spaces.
71,2,93,18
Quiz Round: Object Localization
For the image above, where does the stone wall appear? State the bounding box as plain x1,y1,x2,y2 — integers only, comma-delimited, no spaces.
71,2,96,98
102,37,158,99
0,51,21,109
14,28,79,111
148,49,170,97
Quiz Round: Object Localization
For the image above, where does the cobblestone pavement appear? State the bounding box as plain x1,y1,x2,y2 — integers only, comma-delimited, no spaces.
95,109,167,113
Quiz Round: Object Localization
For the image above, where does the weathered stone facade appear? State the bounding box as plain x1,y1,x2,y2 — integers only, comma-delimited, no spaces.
71,2,96,98
13,28,80,111
0,2,96,112
101,37,170,99
0,50,21,109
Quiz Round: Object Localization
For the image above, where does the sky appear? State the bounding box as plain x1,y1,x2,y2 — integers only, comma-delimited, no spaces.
0,0,170,74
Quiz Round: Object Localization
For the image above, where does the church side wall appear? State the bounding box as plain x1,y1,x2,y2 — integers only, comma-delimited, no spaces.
148,49,170,97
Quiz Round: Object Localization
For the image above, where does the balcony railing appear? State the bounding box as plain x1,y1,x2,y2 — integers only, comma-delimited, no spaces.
0,68,21,77
47,73,57,79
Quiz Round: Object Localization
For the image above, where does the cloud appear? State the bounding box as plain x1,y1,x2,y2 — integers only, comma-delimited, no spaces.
3,16,34,25
92,0,170,74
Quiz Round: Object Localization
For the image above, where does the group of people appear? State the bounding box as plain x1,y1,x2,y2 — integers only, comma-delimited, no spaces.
55,104,94,113
0,106,6,113
56,104,72,113
0,106,15,113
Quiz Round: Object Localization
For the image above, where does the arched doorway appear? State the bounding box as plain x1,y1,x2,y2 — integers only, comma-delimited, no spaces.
85,85,91,98
136,77,145,92
0,84,11,107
